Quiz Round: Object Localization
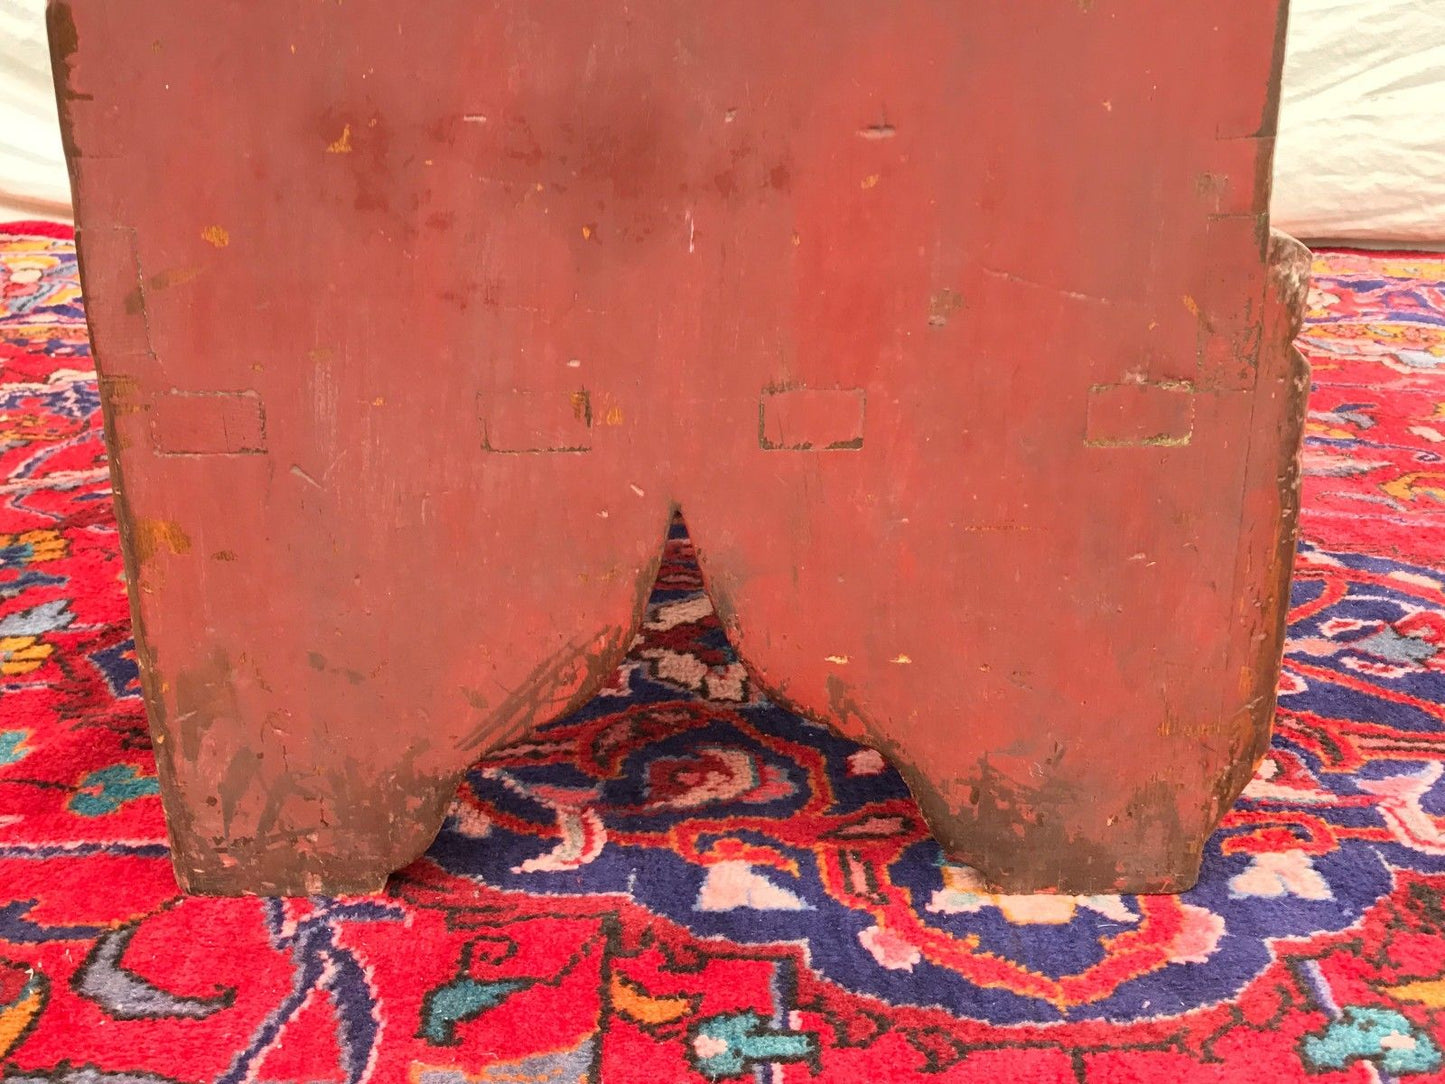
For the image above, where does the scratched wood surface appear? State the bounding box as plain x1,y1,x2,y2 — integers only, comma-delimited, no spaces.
49,0,1308,895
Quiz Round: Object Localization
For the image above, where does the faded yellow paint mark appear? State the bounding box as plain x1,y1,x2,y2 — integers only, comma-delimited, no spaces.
570,390,590,422
890,654,913,665
581,224,596,240
826,655,850,665
211,550,238,562
201,225,230,248
791,231,801,247
99,374,140,405
134,519,192,563
602,405,624,426
371,396,385,406
1157,712,1214,739
861,174,880,190
326,124,354,154
149,267,203,291
1182,295,1200,318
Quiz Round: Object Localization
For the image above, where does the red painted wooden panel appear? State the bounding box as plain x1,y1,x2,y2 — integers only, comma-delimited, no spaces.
50,0,1307,895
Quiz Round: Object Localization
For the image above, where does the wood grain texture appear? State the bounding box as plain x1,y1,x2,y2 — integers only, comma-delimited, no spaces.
50,0,1307,895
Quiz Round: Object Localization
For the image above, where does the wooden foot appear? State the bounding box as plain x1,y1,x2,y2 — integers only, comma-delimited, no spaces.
151,606,653,897
895,754,1214,896
164,754,460,898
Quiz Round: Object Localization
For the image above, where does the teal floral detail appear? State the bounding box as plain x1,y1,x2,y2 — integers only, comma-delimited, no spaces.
417,976,530,1045
1301,1007,1442,1076
68,764,161,816
0,730,30,766
690,1012,817,1079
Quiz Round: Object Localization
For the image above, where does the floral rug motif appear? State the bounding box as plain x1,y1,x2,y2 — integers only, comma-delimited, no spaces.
2,223,1445,1082
1301,251,1445,565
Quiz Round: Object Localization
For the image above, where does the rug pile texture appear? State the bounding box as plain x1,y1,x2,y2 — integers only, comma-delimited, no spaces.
2,222,1445,1082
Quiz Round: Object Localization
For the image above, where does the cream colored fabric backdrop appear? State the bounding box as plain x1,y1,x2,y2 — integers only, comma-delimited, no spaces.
0,0,68,221
1272,0,1445,244
2,0,1443,241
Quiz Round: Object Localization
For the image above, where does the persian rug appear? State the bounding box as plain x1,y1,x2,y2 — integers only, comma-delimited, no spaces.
1,221,1444,1083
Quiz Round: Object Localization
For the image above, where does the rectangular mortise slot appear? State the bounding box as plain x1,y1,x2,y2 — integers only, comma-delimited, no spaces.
150,391,267,455
1085,383,1194,448
760,387,866,451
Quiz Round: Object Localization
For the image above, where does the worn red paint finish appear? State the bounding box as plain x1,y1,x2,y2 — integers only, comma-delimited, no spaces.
49,0,1308,896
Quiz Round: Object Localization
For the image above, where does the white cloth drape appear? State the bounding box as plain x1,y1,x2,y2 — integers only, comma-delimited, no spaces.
1273,0,1445,245
0,0,70,221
